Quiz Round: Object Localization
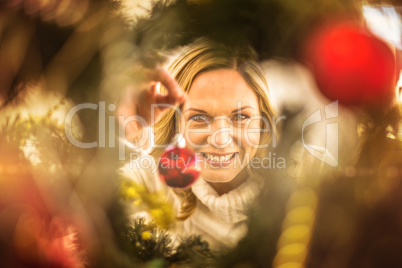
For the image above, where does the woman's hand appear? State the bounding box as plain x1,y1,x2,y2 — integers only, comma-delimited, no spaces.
117,68,186,144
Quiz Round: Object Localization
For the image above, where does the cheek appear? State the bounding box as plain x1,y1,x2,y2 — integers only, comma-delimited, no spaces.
239,119,261,151
182,126,209,150
187,133,207,149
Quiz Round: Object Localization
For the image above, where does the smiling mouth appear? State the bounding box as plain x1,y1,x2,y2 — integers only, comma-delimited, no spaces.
200,152,237,162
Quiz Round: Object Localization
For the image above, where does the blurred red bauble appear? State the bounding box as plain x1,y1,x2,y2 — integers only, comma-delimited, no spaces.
302,20,396,108
158,144,200,188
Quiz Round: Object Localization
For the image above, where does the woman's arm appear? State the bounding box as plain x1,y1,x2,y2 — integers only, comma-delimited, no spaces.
116,68,186,147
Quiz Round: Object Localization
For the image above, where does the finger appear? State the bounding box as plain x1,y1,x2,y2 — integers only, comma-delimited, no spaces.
147,68,186,104
155,92,187,107
149,81,158,96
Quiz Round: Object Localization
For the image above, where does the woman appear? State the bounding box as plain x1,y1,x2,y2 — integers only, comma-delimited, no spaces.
119,38,277,249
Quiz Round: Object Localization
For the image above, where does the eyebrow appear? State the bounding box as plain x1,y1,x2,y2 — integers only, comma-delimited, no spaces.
231,106,253,113
184,106,254,113
184,108,207,113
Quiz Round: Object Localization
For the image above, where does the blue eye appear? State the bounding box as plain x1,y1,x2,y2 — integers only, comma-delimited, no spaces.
189,114,208,122
233,114,248,121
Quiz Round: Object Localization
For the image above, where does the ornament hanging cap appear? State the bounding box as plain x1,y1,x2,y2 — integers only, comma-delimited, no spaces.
172,133,186,148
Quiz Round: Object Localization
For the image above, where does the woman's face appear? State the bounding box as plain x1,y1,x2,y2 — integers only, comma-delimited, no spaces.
180,69,262,184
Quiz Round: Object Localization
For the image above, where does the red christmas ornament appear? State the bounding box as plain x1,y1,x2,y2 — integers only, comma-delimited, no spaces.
302,20,396,108
158,134,200,188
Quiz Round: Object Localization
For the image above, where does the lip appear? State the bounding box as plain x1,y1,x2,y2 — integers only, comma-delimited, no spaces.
200,152,237,156
198,152,238,168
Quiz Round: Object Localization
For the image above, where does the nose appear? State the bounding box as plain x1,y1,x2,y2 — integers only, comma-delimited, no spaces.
208,116,233,148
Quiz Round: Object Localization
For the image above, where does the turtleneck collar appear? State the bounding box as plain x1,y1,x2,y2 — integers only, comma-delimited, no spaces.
191,177,260,223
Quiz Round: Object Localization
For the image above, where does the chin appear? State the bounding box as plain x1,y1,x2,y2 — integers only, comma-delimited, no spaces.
201,169,240,183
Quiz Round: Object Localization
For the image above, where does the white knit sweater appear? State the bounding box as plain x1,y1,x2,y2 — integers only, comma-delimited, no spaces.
120,152,261,250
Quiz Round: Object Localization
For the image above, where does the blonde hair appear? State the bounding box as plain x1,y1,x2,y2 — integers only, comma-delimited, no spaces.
151,38,277,220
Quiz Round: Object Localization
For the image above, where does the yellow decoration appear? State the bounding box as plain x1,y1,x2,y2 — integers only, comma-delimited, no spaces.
119,178,175,229
274,188,317,268
141,231,153,240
